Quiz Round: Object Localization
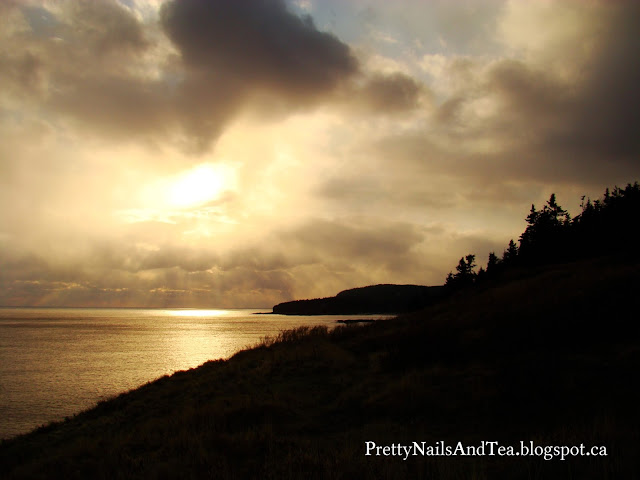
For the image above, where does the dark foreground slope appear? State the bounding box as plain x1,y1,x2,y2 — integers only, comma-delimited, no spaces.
1,256,639,479
273,284,445,314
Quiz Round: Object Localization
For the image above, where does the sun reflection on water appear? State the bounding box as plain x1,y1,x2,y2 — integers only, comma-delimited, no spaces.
167,309,230,317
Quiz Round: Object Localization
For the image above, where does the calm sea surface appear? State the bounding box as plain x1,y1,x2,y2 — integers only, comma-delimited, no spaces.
0,307,387,440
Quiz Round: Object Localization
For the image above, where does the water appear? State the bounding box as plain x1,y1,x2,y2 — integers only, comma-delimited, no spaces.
0,307,388,440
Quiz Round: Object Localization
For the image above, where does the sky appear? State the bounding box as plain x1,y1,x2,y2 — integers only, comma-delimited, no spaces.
1,0,639,308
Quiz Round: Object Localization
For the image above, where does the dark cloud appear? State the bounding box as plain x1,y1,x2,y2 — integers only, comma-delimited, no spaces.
494,5,640,179
375,3,640,190
1,0,428,152
485,60,568,125
350,72,426,113
563,4,640,160
158,0,359,149
1,0,364,151
479,54,640,174
160,0,357,99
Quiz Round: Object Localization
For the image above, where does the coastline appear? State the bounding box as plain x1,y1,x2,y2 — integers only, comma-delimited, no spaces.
0,309,365,440
2,256,639,478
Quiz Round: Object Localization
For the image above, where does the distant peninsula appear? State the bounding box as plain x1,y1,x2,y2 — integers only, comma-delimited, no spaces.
272,283,445,315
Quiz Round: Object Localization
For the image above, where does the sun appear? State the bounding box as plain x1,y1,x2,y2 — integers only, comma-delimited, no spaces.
167,163,230,208
132,162,238,221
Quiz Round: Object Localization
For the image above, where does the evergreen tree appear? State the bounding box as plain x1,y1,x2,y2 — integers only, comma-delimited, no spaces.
445,254,477,290
502,240,518,265
572,181,640,255
445,272,455,287
455,254,476,278
476,266,487,283
443,180,639,290
518,193,570,263
486,252,500,273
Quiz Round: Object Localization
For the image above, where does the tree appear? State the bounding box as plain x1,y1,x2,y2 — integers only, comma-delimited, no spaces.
476,266,487,283
451,254,477,288
480,251,502,281
456,254,476,277
572,181,640,255
486,252,500,273
443,181,639,292
445,254,478,290
518,193,570,263
445,272,455,286
502,240,518,264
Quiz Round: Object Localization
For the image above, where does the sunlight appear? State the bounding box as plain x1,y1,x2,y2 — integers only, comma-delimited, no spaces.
167,163,230,208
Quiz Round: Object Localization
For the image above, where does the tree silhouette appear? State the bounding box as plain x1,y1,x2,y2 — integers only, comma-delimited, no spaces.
518,193,570,264
446,254,477,289
486,252,500,273
457,254,476,277
572,181,640,256
442,180,639,292
502,240,518,265
476,251,502,282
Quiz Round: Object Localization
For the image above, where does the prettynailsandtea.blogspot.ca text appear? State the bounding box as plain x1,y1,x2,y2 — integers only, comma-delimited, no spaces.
365,440,607,462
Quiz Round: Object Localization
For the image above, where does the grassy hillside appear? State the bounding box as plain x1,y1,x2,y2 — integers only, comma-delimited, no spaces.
1,254,638,479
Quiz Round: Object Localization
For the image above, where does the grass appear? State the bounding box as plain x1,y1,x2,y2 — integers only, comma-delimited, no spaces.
1,255,639,479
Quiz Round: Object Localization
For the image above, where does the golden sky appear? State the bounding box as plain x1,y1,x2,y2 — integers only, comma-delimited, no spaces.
1,0,638,307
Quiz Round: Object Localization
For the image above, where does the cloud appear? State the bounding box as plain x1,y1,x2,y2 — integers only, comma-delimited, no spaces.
0,239,291,308
1,0,430,154
3,0,639,309
565,4,640,160
0,0,361,152
488,2,640,180
0,1,173,144
353,0,504,56
0,215,436,307
347,71,427,113
64,1,149,55
159,0,359,149
160,0,357,96
369,1,640,190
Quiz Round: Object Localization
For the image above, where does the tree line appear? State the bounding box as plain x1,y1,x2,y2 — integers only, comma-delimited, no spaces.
445,181,640,290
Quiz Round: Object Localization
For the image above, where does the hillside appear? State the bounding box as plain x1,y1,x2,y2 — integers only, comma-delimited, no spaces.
272,284,445,315
1,254,639,479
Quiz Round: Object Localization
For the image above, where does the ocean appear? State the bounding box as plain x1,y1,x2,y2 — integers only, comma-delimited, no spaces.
0,307,388,440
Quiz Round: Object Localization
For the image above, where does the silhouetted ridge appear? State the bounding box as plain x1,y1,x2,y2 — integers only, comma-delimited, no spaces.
272,284,444,314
